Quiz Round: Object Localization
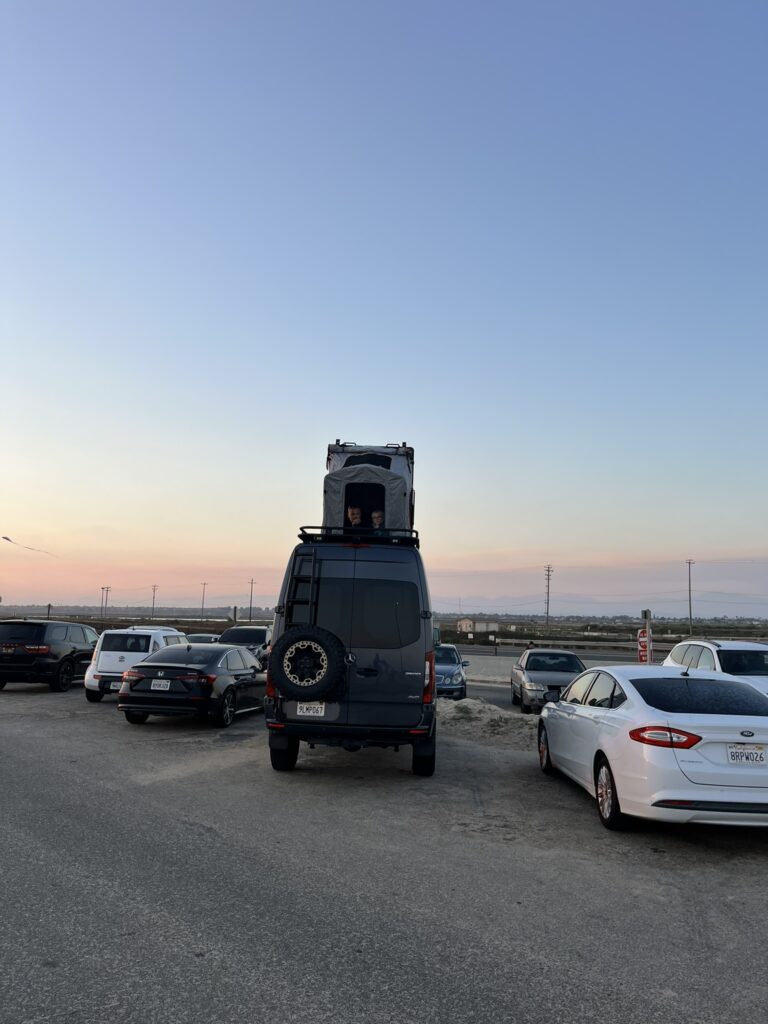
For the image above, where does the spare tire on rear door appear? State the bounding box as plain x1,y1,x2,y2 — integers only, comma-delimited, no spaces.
270,625,346,700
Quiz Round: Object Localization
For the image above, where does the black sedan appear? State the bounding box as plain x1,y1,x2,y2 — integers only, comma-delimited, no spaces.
117,644,265,727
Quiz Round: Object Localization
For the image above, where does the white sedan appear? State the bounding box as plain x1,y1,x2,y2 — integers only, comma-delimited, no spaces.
538,664,768,829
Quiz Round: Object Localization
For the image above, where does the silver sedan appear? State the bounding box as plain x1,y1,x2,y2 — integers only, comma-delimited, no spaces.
511,648,586,713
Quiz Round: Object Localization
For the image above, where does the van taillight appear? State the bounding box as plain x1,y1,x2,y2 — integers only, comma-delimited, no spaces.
266,667,276,699
423,651,435,704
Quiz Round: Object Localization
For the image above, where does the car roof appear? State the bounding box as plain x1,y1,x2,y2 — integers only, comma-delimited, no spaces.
524,648,583,656
145,643,250,657
101,627,181,636
690,639,768,651
0,618,87,626
584,664,747,684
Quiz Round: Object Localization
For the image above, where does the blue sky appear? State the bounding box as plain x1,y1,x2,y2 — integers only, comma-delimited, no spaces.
3,1,767,616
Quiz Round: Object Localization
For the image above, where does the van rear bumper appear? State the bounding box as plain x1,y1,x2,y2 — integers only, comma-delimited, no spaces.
266,712,435,750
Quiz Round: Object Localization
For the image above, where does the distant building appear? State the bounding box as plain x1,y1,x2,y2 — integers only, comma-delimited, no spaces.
456,618,499,634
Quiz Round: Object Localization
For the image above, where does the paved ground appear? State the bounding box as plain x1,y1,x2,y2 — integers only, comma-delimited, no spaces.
2,683,768,1023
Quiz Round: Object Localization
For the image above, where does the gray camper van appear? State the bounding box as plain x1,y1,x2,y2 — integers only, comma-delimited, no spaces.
264,528,436,776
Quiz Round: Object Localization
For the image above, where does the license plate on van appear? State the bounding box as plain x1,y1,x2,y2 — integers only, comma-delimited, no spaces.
296,702,325,717
151,679,171,691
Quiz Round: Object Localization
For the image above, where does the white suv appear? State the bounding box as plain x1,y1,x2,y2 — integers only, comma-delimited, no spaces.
663,640,768,696
84,626,187,702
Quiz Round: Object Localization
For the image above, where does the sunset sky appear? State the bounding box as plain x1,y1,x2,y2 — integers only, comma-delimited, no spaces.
3,1,768,617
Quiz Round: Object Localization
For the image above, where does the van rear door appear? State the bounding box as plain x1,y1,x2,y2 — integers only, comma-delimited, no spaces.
344,553,426,728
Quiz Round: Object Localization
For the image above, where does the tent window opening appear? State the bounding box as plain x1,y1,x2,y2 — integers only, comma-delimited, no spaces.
344,482,386,528
343,453,392,470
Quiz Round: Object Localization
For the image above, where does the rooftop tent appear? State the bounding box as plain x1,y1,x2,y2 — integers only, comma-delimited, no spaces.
326,443,414,489
322,465,412,530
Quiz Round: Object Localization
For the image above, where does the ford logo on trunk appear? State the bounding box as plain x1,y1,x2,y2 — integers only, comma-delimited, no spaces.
741,730,755,737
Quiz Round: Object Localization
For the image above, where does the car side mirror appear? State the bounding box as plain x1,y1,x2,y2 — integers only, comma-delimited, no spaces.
462,660,470,667
544,689,560,703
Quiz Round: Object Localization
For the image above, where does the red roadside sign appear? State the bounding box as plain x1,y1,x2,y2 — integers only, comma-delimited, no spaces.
637,627,653,663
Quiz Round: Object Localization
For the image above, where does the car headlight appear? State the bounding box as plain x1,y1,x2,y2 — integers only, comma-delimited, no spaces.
451,671,463,682
522,680,545,692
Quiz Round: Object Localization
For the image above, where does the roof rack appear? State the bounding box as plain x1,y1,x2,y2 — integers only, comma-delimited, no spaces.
297,526,420,548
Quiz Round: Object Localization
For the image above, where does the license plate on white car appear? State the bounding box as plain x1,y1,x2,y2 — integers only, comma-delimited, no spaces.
727,744,766,765
296,702,325,717
110,681,121,691
150,679,171,691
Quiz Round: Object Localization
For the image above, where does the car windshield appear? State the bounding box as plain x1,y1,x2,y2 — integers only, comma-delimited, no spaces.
143,646,219,666
219,627,267,644
100,634,151,653
527,654,584,672
718,650,768,676
631,677,768,715
0,623,44,642
435,648,460,666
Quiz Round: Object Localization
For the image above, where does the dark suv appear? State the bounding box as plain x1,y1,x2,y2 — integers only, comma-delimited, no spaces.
264,528,436,776
0,619,99,691
218,624,272,670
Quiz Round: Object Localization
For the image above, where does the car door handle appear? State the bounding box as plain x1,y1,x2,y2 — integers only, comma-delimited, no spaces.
356,668,379,677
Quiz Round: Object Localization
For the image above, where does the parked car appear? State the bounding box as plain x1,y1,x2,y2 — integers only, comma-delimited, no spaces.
538,664,768,829
264,527,436,775
186,633,220,643
0,619,99,691
663,640,768,695
435,644,469,700
117,643,264,727
217,625,272,670
84,626,187,702
511,648,586,713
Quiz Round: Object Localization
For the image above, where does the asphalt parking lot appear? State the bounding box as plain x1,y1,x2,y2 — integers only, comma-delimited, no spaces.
2,683,768,1024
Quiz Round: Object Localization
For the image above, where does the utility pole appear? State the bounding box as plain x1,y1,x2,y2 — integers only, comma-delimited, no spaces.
200,582,207,620
151,585,158,620
248,578,255,622
103,586,111,618
100,587,105,617
544,565,554,629
686,559,695,635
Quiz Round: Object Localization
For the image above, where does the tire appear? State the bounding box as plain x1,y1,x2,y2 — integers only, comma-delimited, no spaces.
49,660,75,692
520,692,531,714
85,689,104,703
511,683,520,706
270,738,300,772
595,756,627,830
412,745,436,777
124,710,149,725
269,625,346,700
0,680,6,691
538,723,555,774
212,688,237,728
455,688,466,701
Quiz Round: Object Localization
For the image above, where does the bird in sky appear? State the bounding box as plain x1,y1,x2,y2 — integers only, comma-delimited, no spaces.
2,536,54,556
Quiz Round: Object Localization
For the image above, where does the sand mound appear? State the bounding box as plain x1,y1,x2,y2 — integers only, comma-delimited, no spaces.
435,696,538,748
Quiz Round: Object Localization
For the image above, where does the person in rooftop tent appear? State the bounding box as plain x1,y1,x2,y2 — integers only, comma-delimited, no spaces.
371,509,385,534
345,505,363,533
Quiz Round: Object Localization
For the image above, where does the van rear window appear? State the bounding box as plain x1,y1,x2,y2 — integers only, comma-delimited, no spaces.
100,634,151,653
288,578,420,648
